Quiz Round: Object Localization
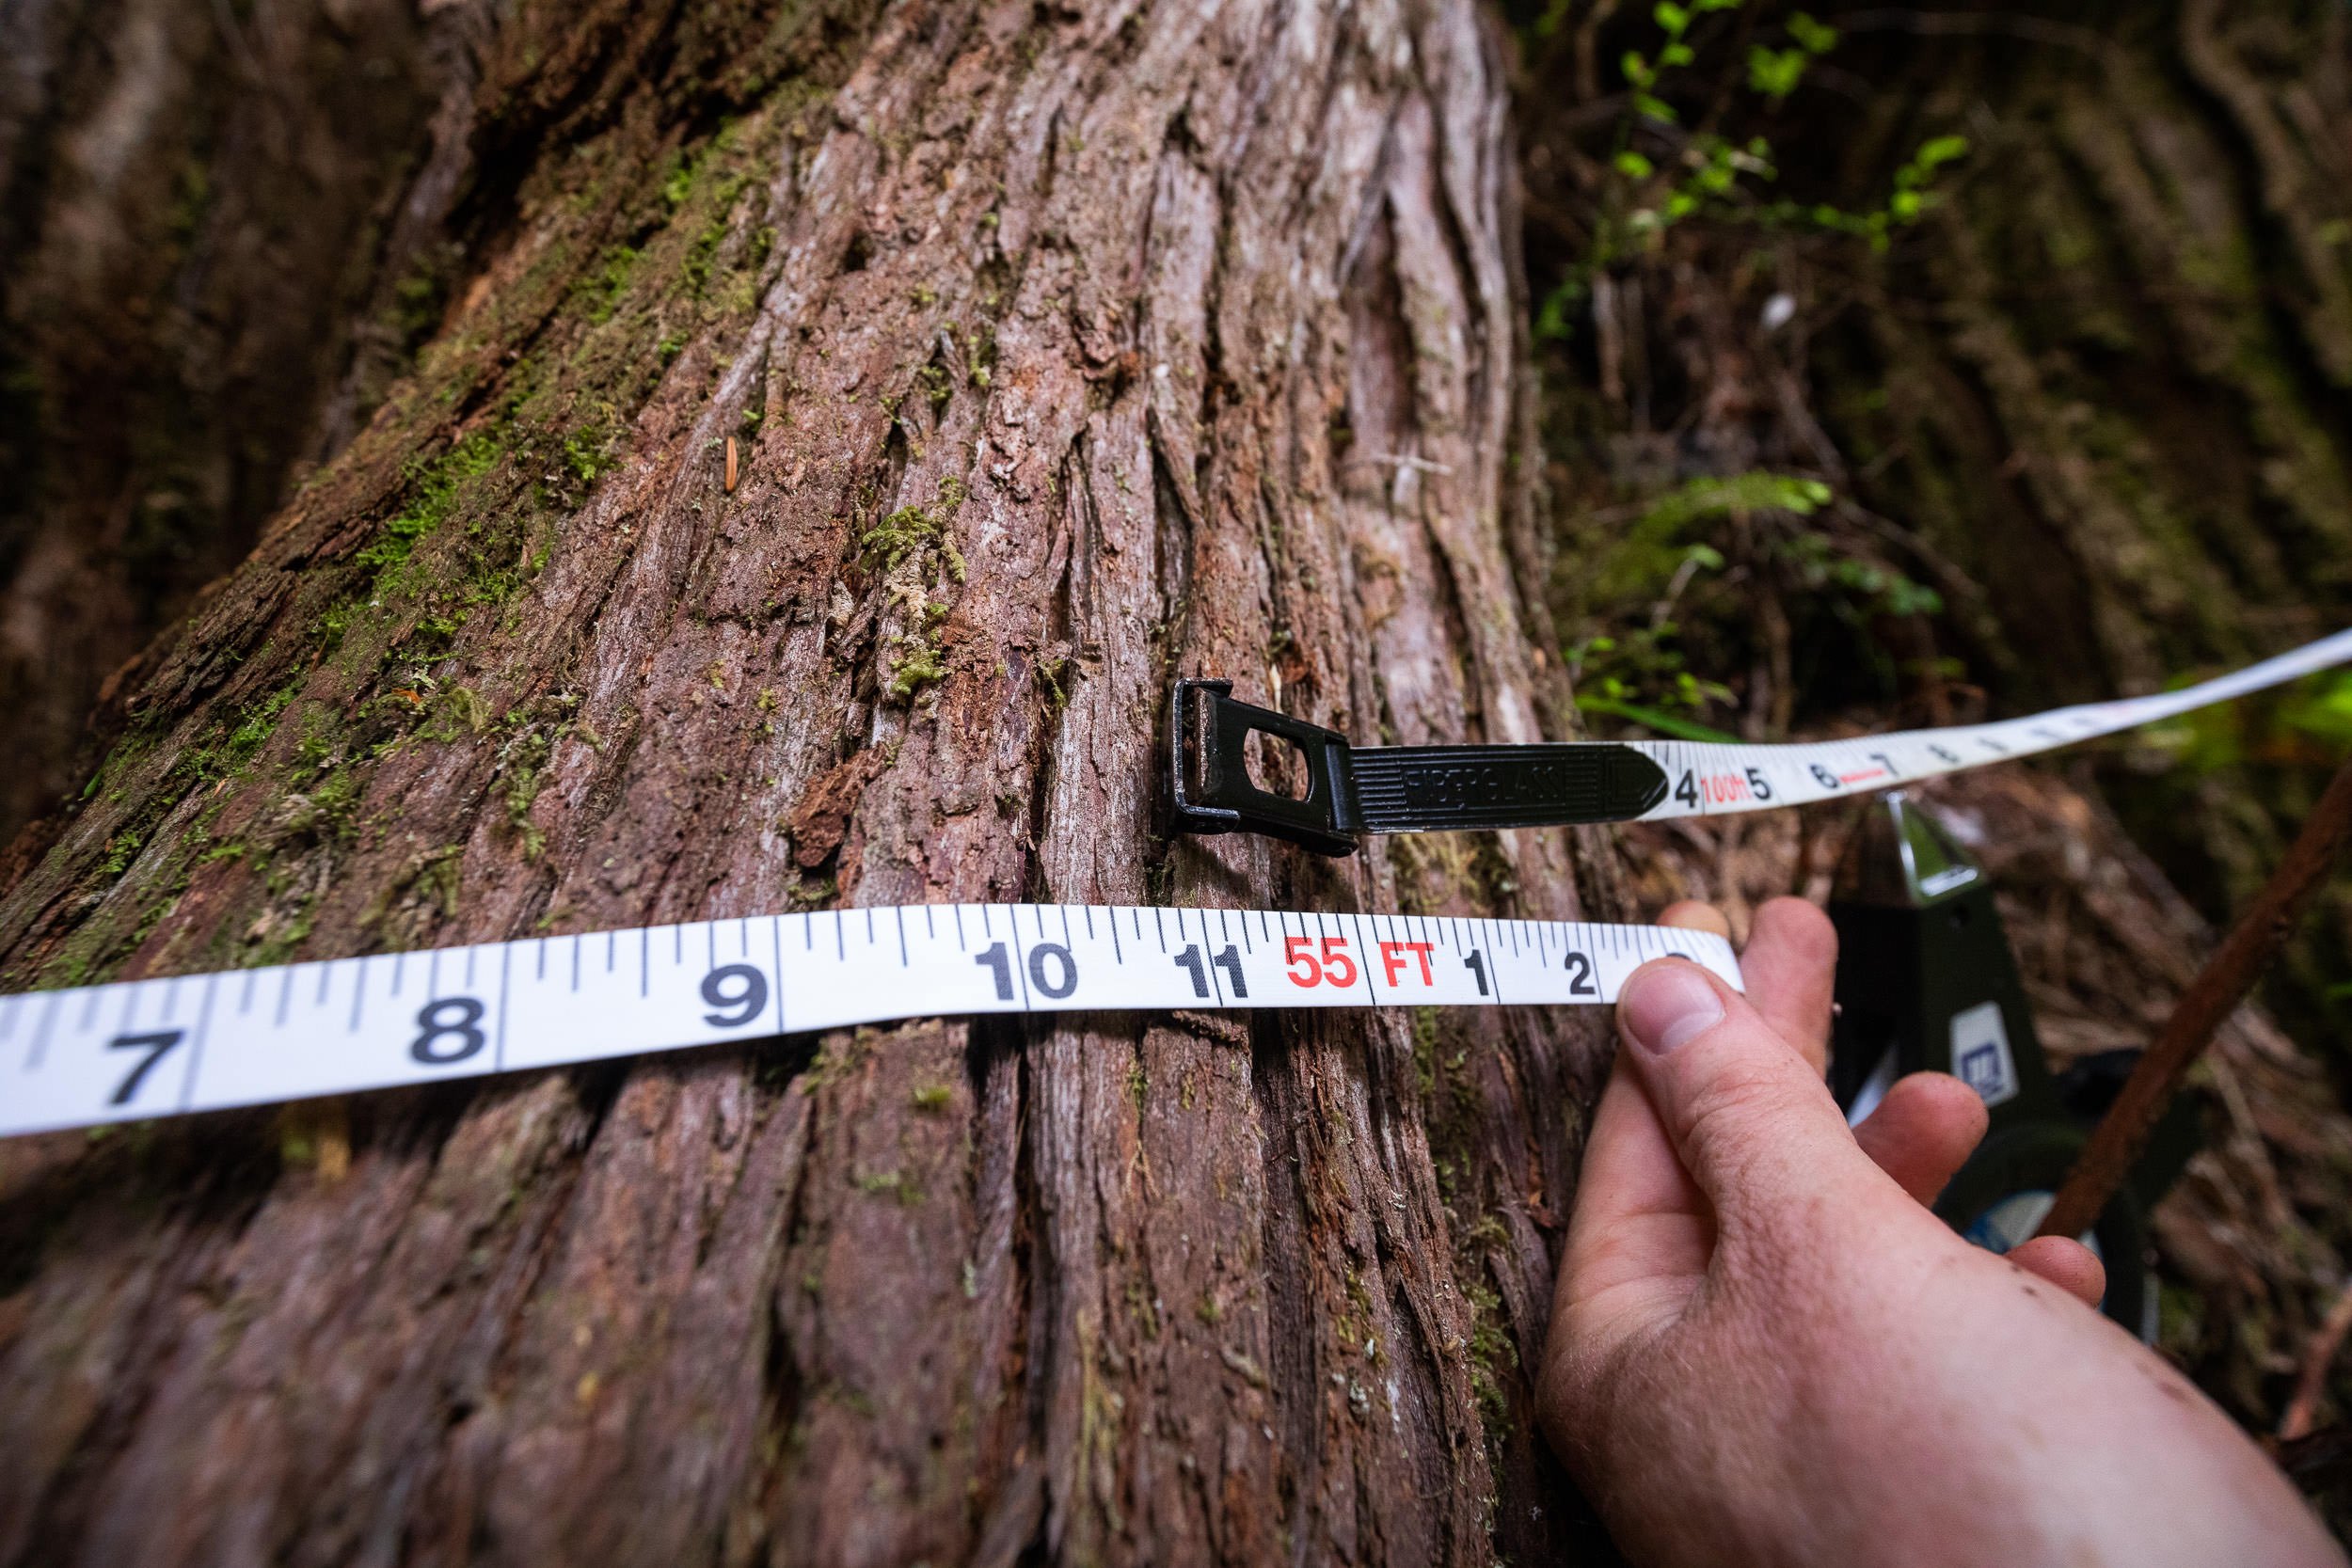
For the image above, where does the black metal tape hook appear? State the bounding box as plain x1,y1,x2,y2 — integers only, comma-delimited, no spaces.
1170,679,1671,857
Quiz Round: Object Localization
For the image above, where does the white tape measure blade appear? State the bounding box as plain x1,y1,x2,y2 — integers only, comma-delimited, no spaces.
1625,628,2352,822
0,906,1740,1140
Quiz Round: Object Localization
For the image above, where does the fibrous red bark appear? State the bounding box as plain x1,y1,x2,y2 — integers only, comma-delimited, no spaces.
0,1,1623,1562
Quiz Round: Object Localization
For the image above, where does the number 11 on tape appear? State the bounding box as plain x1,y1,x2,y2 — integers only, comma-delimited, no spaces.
0,905,1740,1139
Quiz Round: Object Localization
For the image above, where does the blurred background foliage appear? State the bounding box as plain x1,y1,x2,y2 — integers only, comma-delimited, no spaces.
1506,0,2352,1056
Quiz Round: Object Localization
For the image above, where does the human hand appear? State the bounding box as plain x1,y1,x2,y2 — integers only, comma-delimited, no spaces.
1540,896,2342,1567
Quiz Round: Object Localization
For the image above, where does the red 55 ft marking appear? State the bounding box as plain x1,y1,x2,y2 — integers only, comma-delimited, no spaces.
1283,935,1359,988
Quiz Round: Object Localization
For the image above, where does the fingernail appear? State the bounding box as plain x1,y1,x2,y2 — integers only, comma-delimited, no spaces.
1621,963,1724,1055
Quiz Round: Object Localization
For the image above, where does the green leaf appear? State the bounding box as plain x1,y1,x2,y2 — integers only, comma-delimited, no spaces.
1635,93,1677,124
1746,45,1805,99
1915,135,1972,170
1654,2,1690,37
1574,694,1741,745
1661,41,1694,67
1621,50,1652,86
1534,274,1586,342
1788,11,1839,54
1613,150,1656,180
1632,472,1834,535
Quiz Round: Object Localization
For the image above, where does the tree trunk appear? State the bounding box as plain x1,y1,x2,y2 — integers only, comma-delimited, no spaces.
0,1,1622,1563
0,0,485,845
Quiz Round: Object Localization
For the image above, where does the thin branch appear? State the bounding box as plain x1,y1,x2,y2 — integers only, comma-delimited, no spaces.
2282,1277,2352,1442
2039,757,2352,1241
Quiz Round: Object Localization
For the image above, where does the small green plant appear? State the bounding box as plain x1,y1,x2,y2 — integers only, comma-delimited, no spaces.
1619,0,1743,124
1534,3,1972,340
862,478,969,705
1581,471,1830,610
1777,531,1944,619
577,245,641,325
1563,469,1951,732
1571,627,1741,740
562,423,619,486
99,831,144,879
1746,9,1837,101
1641,472,1829,530
1757,134,1972,249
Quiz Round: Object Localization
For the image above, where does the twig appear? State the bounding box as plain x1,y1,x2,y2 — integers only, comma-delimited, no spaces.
2039,757,2352,1241
2282,1278,2352,1442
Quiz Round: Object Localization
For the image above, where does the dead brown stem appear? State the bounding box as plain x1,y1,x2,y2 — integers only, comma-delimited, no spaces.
2282,1276,2352,1441
2039,757,2352,1242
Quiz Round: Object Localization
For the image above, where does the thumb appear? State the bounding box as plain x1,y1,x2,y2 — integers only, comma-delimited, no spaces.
1614,958,1874,1227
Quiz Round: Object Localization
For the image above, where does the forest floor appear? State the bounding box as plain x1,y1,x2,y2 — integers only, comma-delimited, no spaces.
1619,750,2352,1528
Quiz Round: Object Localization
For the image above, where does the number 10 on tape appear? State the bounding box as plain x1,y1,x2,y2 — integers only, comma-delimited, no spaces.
0,905,1740,1140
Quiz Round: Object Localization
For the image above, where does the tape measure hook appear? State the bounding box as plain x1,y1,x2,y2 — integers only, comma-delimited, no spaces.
1169,679,1361,856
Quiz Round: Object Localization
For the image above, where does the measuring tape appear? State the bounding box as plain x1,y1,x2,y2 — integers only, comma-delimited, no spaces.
0,908,1736,1139
3,629,2348,1141
1175,629,2352,851
1614,626,2352,817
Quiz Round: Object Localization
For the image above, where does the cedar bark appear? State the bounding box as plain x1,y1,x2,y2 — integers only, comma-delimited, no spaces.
0,2,1623,1564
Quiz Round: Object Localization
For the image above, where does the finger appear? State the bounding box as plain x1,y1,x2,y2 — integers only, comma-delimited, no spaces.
1738,897,1837,1076
1612,958,1874,1227
1556,907,1734,1345
1658,900,1731,940
2005,1235,2106,1310
1556,1055,1714,1345
1851,1072,1987,1206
